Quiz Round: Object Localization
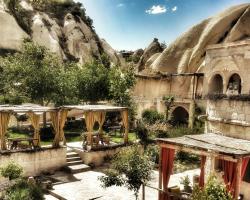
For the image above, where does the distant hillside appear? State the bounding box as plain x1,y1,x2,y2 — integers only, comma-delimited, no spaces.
138,4,250,74
0,0,122,65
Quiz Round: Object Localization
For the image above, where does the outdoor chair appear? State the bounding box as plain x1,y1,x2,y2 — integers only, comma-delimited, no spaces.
102,135,110,145
92,135,100,146
168,186,191,200
7,138,39,150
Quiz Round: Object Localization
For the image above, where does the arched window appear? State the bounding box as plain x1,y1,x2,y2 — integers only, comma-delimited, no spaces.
209,74,223,94
226,73,241,95
171,107,189,126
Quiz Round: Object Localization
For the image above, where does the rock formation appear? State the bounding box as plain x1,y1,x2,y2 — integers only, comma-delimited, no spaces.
137,38,163,71
0,0,121,65
141,4,250,74
131,48,144,64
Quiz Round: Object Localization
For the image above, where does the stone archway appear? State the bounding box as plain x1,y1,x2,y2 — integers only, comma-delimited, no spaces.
209,74,223,94
227,73,241,95
171,106,189,126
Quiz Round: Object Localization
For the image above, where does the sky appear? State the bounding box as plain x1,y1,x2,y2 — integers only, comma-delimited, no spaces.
78,0,250,51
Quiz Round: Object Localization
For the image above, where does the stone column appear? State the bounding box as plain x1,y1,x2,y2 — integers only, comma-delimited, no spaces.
188,100,195,129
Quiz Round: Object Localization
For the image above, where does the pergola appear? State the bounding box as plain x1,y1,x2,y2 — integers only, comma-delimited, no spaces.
0,104,58,150
61,105,129,147
157,133,250,200
0,104,129,151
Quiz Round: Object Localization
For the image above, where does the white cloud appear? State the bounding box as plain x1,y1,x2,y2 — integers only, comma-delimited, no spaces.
172,6,177,12
117,3,125,7
146,5,167,15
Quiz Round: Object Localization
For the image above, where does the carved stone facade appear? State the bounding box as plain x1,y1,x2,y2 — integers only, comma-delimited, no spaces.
204,40,250,199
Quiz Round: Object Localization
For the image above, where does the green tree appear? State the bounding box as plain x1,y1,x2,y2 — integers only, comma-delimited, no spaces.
75,60,136,119
0,161,23,180
99,146,153,199
76,60,109,103
142,109,164,124
162,95,174,121
0,40,78,106
191,175,233,200
108,65,136,120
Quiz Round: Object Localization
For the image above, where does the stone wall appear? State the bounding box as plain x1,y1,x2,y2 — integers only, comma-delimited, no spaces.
241,182,250,200
203,40,250,96
74,146,129,167
133,76,199,118
206,99,250,139
204,41,250,199
0,147,67,176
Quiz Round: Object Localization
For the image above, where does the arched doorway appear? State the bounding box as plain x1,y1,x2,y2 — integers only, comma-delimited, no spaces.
227,73,241,95
209,74,223,94
171,106,189,126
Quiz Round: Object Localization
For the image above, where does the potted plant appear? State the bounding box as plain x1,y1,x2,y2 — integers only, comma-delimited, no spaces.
180,175,192,193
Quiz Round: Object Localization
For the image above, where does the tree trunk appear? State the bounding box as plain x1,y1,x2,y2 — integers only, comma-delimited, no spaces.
142,184,145,200
43,113,46,128
40,100,47,128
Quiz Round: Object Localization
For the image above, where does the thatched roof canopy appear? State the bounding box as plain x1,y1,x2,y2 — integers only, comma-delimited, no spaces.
61,105,127,112
157,133,250,158
0,104,57,114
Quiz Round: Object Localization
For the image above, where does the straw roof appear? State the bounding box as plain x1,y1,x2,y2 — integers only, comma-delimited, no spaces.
0,104,127,114
61,105,127,112
157,133,250,157
0,104,57,114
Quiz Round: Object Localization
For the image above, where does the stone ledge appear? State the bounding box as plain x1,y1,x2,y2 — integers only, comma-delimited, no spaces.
207,117,250,127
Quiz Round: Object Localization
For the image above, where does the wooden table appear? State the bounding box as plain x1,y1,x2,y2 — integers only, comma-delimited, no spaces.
7,138,38,150
108,125,122,136
82,132,110,146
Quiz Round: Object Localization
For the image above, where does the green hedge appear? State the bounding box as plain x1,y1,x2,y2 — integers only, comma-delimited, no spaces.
142,109,164,124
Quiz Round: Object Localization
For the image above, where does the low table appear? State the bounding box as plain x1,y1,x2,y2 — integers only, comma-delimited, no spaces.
7,138,39,150
108,125,122,136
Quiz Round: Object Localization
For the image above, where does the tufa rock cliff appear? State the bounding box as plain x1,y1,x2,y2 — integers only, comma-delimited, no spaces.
139,4,250,74
137,38,163,71
0,0,121,65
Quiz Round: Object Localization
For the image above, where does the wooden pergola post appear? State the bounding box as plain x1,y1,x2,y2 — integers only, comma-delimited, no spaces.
158,147,163,199
235,158,242,200
121,109,129,144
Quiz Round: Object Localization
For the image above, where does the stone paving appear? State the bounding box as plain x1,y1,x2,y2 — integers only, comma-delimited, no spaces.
46,168,199,200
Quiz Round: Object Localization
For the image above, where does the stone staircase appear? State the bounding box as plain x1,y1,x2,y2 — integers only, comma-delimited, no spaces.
66,149,90,174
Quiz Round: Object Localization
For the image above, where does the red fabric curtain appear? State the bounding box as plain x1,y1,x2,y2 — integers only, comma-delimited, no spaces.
160,148,175,200
241,158,249,181
221,158,249,198
199,156,206,187
221,160,237,197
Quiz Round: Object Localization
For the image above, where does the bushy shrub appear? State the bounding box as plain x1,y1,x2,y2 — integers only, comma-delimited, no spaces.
4,178,44,200
191,175,233,200
40,127,54,141
135,121,149,145
142,109,164,124
31,0,94,28
64,119,84,130
145,121,170,138
176,151,200,163
167,126,199,138
15,114,28,122
4,0,33,34
180,175,192,193
0,162,23,180
99,145,154,199
146,145,159,164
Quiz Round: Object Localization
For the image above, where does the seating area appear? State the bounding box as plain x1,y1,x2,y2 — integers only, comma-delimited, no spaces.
7,138,39,150
62,105,129,150
82,131,111,147
0,104,129,153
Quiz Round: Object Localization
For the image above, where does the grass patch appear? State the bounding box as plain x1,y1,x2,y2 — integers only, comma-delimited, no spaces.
7,130,137,146
110,132,137,143
7,130,28,139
